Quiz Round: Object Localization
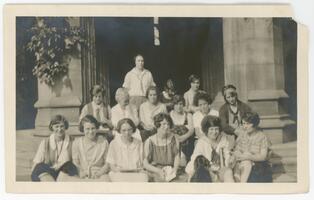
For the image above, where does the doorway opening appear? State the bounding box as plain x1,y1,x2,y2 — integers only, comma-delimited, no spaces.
94,17,224,106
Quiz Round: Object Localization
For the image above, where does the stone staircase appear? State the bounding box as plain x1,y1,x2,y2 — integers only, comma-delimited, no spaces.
16,130,297,182
270,141,297,182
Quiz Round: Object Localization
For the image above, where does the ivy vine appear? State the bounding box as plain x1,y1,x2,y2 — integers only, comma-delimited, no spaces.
26,17,86,86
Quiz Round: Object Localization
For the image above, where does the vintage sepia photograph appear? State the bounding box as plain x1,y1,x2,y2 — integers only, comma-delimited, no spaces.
15,16,298,183
4,4,309,194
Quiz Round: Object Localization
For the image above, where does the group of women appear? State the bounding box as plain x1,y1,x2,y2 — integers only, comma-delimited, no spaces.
31,54,273,183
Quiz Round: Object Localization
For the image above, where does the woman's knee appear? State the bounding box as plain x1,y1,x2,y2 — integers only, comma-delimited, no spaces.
242,160,253,169
59,161,78,176
31,163,57,181
38,173,56,182
222,168,234,182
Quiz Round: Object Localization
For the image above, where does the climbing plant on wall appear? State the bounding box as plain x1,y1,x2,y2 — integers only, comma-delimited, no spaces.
26,17,86,87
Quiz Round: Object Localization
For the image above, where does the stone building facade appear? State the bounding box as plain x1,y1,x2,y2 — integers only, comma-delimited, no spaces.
32,17,297,144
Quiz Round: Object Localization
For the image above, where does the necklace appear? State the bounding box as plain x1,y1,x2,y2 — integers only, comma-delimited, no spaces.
55,139,65,161
229,105,240,124
156,133,169,165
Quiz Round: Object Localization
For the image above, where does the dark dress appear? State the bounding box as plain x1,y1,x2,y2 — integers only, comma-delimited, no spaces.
170,111,195,162
219,100,252,135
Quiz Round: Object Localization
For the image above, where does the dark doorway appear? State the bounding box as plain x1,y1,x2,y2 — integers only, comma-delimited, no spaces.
94,17,224,106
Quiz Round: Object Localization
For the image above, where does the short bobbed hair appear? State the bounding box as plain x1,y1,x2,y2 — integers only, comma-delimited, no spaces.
242,111,260,128
188,74,200,83
193,91,212,107
116,118,137,133
221,84,237,102
133,54,144,62
153,113,174,129
90,85,105,98
115,88,130,103
79,115,100,133
201,115,221,134
146,86,160,99
172,94,185,106
49,115,69,131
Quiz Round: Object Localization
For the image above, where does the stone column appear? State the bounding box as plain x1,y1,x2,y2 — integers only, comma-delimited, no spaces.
34,17,83,135
222,18,295,144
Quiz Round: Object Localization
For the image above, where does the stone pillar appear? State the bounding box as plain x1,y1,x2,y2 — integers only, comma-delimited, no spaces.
34,17,83,135
221,18,295,144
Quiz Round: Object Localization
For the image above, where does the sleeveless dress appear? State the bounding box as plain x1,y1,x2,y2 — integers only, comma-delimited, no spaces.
145,134,180,182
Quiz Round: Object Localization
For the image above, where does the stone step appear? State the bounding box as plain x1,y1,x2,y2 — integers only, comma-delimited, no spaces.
272,172,297,183
270,155,297,176
269,157,297,173
271,162,297,174
270,142,297,158
268,141,297,175
269,156,297,165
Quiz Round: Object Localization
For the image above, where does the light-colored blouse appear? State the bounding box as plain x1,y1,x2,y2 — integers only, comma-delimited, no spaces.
33,133,71,170
185,134,231,177
139,101,167,128
106,135,144,171
111,104,139,127
192,109,219,137
72,137,109,178
235,130,270,155
123,67,156,97
79,101,111,123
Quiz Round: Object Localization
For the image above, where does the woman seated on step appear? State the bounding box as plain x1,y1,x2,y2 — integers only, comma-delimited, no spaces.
71,115,110,181
31,115,78,182
160,79,176,112
232,111,272,182
143,113,181,182
79,85,113,142
139,86,167,142
183,74,201,114
110,88,141,141
169,94,195,163
106,118,148,182
192,91,219,140
185,116,234,182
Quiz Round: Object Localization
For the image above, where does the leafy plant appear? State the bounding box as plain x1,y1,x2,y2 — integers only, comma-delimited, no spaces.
26,17,86,86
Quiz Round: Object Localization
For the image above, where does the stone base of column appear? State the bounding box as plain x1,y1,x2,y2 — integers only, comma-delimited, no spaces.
260,114,296,144
248,89,296,144
34,95,83,136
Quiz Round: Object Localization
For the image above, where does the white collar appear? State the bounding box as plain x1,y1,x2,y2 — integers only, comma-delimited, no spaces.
92,101,104,109
117,104,129,112
131,67,147,74
116,134,138,150
49,133,70,150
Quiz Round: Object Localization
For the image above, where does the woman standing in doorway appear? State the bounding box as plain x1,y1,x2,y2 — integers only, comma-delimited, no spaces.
123,54,156,110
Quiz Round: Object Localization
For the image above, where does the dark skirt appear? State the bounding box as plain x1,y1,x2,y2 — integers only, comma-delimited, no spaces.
31,161,78,181
171,125,195,162
248,161,273,183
